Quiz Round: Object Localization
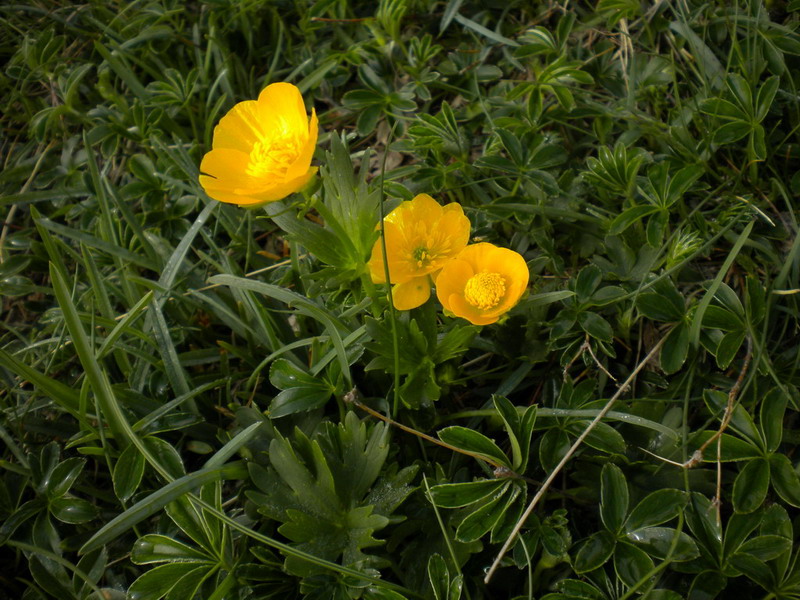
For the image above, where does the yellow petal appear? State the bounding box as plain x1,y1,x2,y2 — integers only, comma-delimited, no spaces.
197,182,263,206
489,246,529,306
212,100,267,153
447,294,498,325
455,243,496,273
429,202,470,259
393,277,431,310
382,222,416,284
406,193,443,224
285,108,318,181
257,82,308,135
199,148,263,194
368,240,387,284
201,167,317,206
249,167,317,203
435,258,473,312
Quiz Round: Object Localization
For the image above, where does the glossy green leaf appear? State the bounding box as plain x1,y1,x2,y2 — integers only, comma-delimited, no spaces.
493,395,536,471
131,534,212,564
600,464,628,533
114,444,146,502
608,205,662,236
661,321,689,374
50,497,97,524
166,495,216,554
646,209,669,247
28,555,72,599
726,552,772,589
713,121,751,145
574,530,616,573
539,428,571,473
745,276,766,325
688,571,727,600
551,579,607,599
702,306,742,331
127,562,199,600
427,554,451,600
575,264,603,302
456,484,519,543
578,421,626,455
769,454,800,508
755,75,780,121
46,458,85,499
715,330,746,369
614,541,655,587
723,510,763,557
685,493,722,558
732,457,769,514
637,293,683,323
165,564,211,600
143,436,185,479
759,388,787,452
428,479,506,508
578,311,614,342
736,534,792,561
626,489,687,530
270,386,333,418
438,426,509,467
626,526,699,561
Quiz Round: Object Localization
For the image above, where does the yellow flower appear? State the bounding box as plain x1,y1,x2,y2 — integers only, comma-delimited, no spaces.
199,82,318,206
436,243,529,325
368,193,470,310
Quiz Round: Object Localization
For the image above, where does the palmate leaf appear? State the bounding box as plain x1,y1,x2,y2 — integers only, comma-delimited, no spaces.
365,314,429,374
316,414,390,503
365,313,474,408
248,413,414,577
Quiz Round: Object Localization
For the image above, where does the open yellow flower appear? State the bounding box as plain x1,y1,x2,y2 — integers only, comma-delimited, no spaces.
436,243,529,325
368,194,470,310
199,82,318,206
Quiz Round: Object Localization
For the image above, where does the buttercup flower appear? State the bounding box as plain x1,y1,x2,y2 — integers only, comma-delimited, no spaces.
436,242,529,325
368,193,470,310
199,82,318,206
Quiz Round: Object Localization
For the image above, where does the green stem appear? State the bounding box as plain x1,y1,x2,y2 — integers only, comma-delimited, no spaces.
375,125,402,416
439,408,680,441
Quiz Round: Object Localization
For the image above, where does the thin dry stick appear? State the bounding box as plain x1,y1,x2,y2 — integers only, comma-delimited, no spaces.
345,389,508,470
585,336,618,382
563,337,617,381
679,336,753,473
699,337,752,524
484,335,666,584
639,337,754,506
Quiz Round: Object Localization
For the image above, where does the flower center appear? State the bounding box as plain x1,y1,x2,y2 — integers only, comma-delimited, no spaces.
464,272,506,310
246,134,301,179
413,246,431,268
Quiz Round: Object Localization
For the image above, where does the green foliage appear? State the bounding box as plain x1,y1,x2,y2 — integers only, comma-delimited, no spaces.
3,0,800,599
247,412,417,580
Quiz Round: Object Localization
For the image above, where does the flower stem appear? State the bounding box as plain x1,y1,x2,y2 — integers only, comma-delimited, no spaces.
376,124,402,416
